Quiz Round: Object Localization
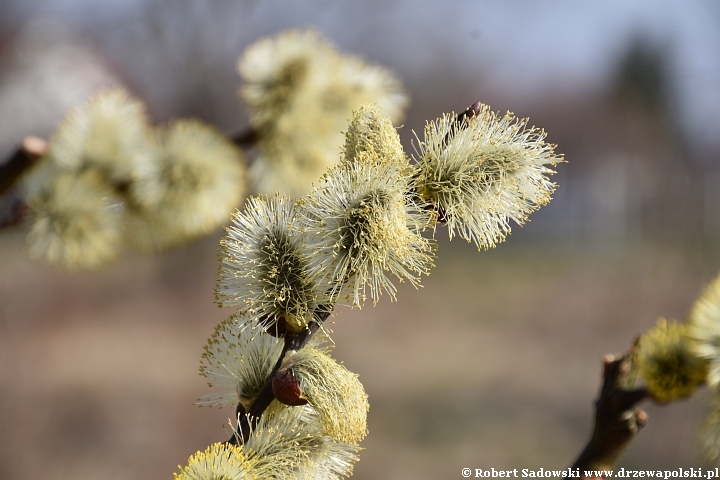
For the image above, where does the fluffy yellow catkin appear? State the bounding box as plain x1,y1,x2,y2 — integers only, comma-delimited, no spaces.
26,169,123,270
300,106,434,306
48,88,151,183
243,404,360,479
196,313,283,411
174,442,255,480
688,273,720,387
240,29,408,198
414,104,562,249
128,118,247,251
343,104,407,168
301,156,434,307
215,195,325,330
287,347,369,446
637,318,707,402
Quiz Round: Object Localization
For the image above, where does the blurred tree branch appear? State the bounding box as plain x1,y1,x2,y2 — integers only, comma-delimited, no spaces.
0,136,47,196
572,347,650,476
0,126,257,230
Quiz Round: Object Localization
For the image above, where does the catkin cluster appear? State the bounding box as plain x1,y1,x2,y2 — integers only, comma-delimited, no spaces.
185,101,562,478
239,29,409,198
175,407,362,479
629,272,720,463
17,29,412,271
23,88,246,270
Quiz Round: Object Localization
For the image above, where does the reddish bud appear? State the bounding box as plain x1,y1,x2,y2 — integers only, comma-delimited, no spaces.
272,367,308,406
467,101,483,118
456,101,482,125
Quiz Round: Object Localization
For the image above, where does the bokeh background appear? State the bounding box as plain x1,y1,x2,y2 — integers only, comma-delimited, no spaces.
1,1,720,479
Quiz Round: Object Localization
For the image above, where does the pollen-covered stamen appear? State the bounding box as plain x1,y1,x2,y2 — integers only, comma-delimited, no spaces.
422,145,520,206
414,104,562,249
343,104,407,167
255,228,319,330
336,190,390,264
196,313,284,410
174,442,253,480
240,404,361,479
338,189,418,300
303,156,434,306
216,195,325,330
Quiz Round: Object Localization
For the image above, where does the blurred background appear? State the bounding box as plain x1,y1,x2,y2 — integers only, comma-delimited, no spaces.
1,1,720,478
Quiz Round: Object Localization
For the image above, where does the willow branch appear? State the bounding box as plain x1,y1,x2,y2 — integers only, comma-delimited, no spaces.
0,136,47,196
226,100,483,444
227,307,333,445
572,349,650,475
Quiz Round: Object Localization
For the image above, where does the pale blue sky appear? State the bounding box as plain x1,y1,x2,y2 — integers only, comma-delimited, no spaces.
2,0,719,152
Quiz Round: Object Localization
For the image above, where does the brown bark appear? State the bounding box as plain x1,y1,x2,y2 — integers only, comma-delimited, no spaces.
572,350,650,476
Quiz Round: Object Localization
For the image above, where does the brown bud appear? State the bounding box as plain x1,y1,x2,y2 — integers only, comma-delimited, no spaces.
456,101,483,125
466,101,483,118
272,367,308,406
441,101,484,148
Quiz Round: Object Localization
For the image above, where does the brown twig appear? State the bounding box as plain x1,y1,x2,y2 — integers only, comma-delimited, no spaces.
0,195,29,229
227,308,332,445
0,136,47,197
226,100,484,444
572,349,650,476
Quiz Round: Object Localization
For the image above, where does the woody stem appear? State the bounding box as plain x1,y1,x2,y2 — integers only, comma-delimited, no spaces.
226,308,332,444
571,349,650,475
